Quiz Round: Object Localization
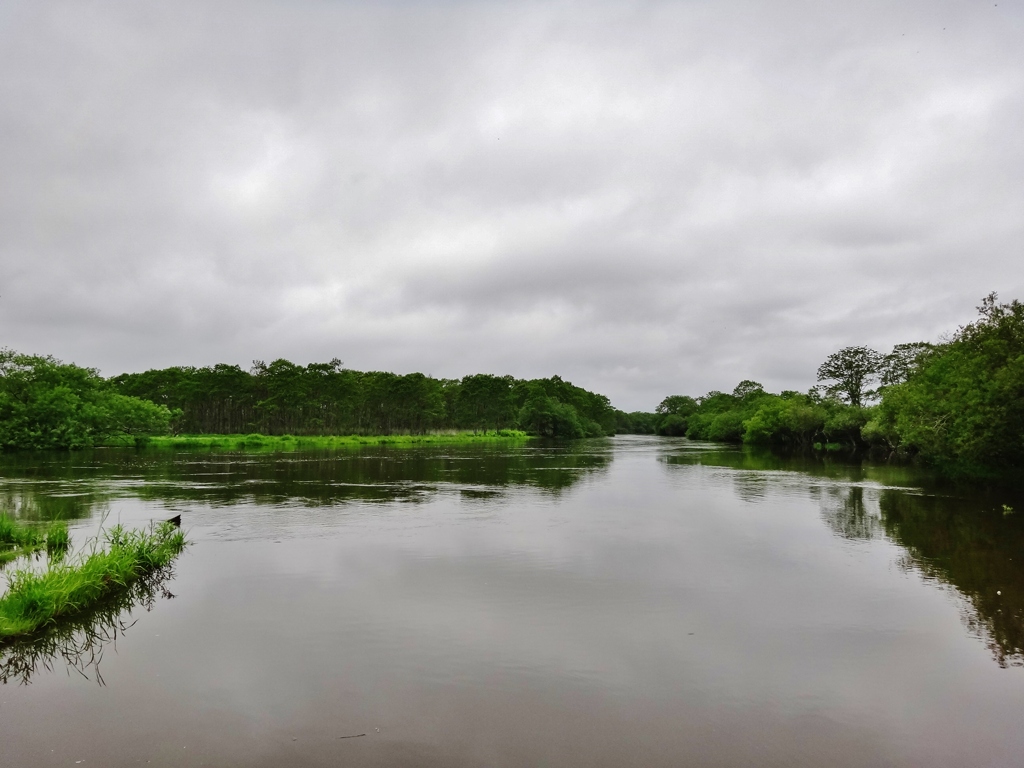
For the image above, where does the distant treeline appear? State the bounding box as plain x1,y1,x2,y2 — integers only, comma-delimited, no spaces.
636,294,1024,480
111,363,619,439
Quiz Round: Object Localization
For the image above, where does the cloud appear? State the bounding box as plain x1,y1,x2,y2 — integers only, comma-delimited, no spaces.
1,0,1021,409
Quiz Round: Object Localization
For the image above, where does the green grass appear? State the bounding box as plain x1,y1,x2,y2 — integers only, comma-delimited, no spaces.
0,515,69,565
0,522,186,640
142,430,529,451
0,560,177,684
45,521,70,558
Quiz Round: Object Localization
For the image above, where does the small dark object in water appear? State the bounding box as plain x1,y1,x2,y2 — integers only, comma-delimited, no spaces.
337,734,366,739
166,515,181,527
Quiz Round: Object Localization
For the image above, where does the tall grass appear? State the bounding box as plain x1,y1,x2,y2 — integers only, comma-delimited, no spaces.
0,514,40,548
1,560,178,684
0,514,68,565
144,431,529,451
46,521,71,559
0,522,186,640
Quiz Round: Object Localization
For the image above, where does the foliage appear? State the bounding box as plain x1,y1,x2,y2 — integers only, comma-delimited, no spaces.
869,294,1024,478
145,431,529,451
816,346,883,407
113,362,617,439
645,292,1024,480
615,411,660,434
0,350,172,450
880,342,934,386
517,388,598,438
0,514,69,564
0,521,186,640
658,414,687,436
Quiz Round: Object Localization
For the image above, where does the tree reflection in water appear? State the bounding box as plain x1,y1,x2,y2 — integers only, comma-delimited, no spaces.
815,485,883,541
0,564,179,685
661,442,1024,668
879,490,1024,668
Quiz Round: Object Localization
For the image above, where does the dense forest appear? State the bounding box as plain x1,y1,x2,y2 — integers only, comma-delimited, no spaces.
111,364,618,439
0,350,621,448
638,294,1023,480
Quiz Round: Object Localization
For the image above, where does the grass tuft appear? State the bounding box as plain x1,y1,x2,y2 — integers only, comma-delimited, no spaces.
0,514,48,565
45,521,70,559
0,522,187,641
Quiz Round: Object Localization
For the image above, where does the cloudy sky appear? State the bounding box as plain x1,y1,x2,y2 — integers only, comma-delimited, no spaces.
1,0,1021,410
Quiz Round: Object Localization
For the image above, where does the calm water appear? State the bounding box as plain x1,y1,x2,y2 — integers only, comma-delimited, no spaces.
2,436,1024,767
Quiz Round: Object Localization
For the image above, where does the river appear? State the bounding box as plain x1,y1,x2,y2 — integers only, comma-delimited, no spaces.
2,435,1023,767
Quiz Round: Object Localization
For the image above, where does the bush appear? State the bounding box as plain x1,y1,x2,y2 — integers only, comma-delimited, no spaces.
0,350,172,450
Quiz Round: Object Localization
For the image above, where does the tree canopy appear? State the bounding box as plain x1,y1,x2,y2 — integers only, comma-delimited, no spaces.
816,346,882,407
0,350,172,450
866,294,1024,478
111,364,618,438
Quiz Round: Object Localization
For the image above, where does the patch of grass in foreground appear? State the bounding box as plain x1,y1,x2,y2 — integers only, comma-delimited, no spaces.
143,430,530,451
0,515,70,565
0,522,186,640
0,560,179,684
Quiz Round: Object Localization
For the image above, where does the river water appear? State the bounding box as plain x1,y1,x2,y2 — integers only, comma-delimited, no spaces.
2,436,1023,767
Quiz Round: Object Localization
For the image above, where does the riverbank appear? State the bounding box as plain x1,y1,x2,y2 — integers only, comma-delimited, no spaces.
136,431,530,451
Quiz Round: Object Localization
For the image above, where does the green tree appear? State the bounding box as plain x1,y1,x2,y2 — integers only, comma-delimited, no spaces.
516,388,587,438
880,342,934,387
816,346,883,407
870,294,1024,477
0,350,172,449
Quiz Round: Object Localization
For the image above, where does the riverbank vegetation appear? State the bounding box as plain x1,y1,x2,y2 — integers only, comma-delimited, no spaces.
0,350,172,450
0,348,620,448
0,521,186,640
0,557,178,684
3,293,1019,480
0,515,70,564
638,294,1023,481
144,431,529,451
113,365,617,438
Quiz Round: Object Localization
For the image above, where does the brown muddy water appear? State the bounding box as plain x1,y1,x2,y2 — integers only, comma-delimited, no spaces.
2,435,1024,767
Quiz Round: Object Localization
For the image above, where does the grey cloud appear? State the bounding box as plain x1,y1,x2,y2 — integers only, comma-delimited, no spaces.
1,0,1021,410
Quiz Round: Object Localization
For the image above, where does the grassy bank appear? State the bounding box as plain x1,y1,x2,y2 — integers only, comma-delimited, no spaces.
0,560,177,684
0,515,69,565
139,430,530,451
0,522,186,640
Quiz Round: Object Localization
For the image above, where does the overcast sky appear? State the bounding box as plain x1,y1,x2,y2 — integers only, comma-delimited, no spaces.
1,0,1021,410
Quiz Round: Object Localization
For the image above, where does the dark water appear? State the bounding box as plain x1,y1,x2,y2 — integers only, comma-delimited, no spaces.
2,436,1024,767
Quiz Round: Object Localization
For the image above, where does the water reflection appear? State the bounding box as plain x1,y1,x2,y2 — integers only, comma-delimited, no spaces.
663,440,1024,667
814,485,883,541
0,442,610,516
879,490,1024,668
0,563,179,685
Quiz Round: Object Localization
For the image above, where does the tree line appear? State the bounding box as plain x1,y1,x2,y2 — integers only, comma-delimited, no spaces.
635,293,1023,480
3,291,1019,479
0,350,622,449
110,362,618,439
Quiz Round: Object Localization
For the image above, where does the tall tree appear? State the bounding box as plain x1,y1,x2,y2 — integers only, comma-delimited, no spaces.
816,346,882,407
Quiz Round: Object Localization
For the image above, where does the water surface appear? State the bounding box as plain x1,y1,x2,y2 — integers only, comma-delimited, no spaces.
2,436,1023,767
